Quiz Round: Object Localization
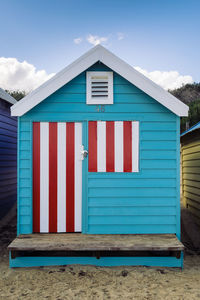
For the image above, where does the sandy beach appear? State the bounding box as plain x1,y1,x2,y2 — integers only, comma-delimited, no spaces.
0,213,200,300
1,253,200,299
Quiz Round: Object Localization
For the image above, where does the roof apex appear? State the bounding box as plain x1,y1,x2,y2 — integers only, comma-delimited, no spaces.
11,45,188,117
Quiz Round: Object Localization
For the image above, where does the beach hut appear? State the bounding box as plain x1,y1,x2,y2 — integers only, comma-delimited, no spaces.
181,121,200,225
9,45,187,268
0,88,17,219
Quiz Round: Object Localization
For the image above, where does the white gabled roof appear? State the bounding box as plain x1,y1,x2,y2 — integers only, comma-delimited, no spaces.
0,88,17,105
11,45,188,117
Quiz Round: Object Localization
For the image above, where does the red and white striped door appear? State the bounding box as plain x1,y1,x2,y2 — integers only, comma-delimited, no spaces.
88,121,139,172
33,122,82,233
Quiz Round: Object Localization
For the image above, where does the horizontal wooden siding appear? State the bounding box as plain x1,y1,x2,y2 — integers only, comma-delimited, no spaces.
181,135,200,226
18,63,179,235
0,99,17,218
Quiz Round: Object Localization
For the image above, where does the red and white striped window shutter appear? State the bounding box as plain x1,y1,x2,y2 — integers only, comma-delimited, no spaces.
88,121,139,172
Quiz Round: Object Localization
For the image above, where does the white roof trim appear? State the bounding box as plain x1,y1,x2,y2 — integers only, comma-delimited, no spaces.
0,88,17,105
11,45,188,117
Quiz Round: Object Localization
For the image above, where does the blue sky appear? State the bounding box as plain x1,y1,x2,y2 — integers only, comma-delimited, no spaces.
0,0,199,91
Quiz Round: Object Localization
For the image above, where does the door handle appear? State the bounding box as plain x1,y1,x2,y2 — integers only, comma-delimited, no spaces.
82,150,88,158
80,145,88,160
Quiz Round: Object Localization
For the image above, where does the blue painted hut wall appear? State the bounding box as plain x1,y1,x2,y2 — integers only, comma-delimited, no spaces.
17,63,180,237
0,98,17,219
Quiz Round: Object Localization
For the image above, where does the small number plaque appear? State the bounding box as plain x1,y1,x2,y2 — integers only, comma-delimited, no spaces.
95,105,105,112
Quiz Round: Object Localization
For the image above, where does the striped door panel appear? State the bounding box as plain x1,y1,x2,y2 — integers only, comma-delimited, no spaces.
33,122,82,233
89,121,139,172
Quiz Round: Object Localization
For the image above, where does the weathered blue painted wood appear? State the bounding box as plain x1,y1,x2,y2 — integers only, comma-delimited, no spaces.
141,150,176,160
17,120,32,234
87,224,176,234
9,252,183,268
30,102,169,113
88,188,176,197
88,178,176,187
88,215,176,225
0,98,17,219
47,93,156,104
89,206,176,216
46,83,145,94
17,62,180,241
176,117,181,239
22,112,176,122
88,198,176,206
88,170,177,178
82,121,88,234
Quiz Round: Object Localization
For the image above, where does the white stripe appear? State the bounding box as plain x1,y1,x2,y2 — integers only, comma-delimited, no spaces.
97,121,106,172
40,122,49,232
132,121,139,172
57,123,66,232
114,121,123,172
75,123,82,232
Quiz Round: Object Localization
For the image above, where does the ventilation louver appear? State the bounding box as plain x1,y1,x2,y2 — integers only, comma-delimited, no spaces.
91,75,109,98
87,71,113,104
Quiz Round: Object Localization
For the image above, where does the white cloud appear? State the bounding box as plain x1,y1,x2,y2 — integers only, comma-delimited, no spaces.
0,57,55,92
134,66,193,90
73,37,82,44
86,34,108,46
73,33,124,46
117,32,124,40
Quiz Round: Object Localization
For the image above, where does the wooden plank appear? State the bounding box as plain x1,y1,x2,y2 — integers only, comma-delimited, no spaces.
8,234,184,252
186,198,200,211
183,166,200,174
88,178,176,188
183,160,200,167
182,152,200,161
10,250,181,259
183,179,200,189
183,173,200,182
184,191,200,204
187,205,200,220
182,140,200,151
184,186,200,196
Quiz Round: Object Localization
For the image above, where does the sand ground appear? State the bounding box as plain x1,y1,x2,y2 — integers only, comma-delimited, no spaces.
1,254,200,299
0,212,200,300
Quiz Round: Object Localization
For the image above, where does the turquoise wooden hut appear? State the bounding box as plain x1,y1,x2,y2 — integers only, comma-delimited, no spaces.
9,45,187,268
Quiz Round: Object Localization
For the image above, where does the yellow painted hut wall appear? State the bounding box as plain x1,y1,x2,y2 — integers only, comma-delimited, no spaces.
181,129,200,225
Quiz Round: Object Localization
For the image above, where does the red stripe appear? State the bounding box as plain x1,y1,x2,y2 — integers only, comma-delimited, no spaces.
88,121,97,172
33,123,40,233
66,123,75,232
106,121,115,172
49,123,58,232
123,121,132,172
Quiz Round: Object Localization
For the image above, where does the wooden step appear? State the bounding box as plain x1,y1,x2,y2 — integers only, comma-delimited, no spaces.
8,234,184,259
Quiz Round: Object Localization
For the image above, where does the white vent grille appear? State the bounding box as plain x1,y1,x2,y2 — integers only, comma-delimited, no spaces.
91,75,108,98
87,71,113,104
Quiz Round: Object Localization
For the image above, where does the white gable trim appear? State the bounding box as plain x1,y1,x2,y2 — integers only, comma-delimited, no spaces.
0,88,16,105
11,45,188,117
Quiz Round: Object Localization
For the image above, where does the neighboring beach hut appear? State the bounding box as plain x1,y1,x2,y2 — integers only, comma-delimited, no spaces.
181,121,200,225
0,88,17,219
9,45,187,268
